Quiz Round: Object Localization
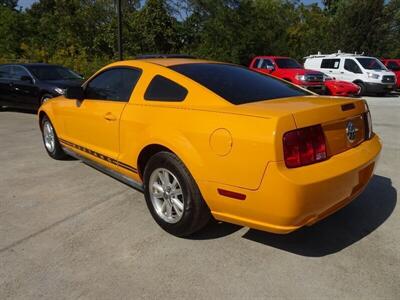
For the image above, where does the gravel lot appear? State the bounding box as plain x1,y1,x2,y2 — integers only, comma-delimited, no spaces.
0,95,399,299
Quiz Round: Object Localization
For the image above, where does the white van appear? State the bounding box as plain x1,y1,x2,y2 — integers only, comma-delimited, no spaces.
304,52,396,95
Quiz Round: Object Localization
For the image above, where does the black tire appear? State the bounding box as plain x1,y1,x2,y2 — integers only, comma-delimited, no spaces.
355,82,367,96
143,151,211,237
40,115,67,160
40,94,53,105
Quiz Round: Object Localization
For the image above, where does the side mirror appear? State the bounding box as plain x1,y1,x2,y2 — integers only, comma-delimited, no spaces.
266,65,275,71
20,75,33,83
65,86,85,100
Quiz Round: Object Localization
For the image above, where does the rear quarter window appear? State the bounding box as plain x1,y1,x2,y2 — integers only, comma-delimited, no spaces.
169,63,310,105
144,75,188,102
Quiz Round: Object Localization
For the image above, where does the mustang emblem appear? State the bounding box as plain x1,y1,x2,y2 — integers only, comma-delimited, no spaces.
346,121,358,143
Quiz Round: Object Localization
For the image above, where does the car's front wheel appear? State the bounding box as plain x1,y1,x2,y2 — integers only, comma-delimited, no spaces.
143,152,211,237
41,116,67,160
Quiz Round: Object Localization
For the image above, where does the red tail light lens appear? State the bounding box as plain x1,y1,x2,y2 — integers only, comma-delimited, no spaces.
283,125,327,168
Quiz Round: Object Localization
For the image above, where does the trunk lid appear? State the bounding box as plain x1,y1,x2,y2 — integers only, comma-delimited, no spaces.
237,96,370,157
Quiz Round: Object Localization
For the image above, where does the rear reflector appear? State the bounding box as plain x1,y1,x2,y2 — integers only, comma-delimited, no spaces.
283,125,327,168
217,188,246,200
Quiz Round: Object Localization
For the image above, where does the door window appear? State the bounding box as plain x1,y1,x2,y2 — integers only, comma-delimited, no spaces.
0,66,12,79
387,61,400,70
344,59,362,74
259,59,274,69
12,66,31,81
85,68,142,102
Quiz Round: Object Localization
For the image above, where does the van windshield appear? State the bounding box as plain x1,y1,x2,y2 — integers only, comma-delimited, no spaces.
356,58,387,70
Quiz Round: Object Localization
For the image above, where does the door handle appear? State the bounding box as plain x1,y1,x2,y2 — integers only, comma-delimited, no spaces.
104,112,117,121
340,72,344,74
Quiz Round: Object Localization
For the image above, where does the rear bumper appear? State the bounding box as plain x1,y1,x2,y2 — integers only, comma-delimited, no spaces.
202,134,382,234
365,82,396,93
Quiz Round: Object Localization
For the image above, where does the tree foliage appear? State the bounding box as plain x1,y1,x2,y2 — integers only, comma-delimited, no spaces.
0,0,399,75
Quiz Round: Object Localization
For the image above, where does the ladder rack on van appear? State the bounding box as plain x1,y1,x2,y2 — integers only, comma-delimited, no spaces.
304,51,365,59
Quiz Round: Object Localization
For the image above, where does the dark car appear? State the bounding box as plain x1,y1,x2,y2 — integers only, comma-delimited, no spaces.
0,63,83,110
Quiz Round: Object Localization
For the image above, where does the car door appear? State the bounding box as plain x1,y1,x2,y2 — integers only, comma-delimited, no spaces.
341,59,363,82
0,65,14,105
62,67,142,169
10,66,40,108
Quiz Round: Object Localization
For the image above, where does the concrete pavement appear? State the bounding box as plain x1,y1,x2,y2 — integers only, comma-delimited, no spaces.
0,96,399,299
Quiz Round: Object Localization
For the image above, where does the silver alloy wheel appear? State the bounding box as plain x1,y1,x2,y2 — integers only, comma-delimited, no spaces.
149,168,184,224
43,120,55,153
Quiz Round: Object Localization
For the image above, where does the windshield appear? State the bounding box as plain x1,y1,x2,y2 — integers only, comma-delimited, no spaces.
356,58,387,70
169,63,310,105
28,65,82,80
274,58,303,69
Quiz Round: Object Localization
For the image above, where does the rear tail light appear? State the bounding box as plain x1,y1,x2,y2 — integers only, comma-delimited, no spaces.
363,111,373,140
283,125,327,168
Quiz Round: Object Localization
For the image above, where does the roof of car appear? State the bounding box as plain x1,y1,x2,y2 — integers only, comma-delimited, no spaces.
253,56,291,59
0,63,63,67
132,58,218,67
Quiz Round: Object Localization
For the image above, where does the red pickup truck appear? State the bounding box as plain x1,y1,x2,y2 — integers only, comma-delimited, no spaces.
249,56,325,93
381,59,400,89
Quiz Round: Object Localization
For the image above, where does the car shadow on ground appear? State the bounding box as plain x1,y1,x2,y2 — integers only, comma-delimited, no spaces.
242,175,396,257
191,175,396,257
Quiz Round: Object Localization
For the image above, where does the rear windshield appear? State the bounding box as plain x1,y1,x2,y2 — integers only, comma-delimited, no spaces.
169,63,310,105
356,58,387,70
274,58,303,69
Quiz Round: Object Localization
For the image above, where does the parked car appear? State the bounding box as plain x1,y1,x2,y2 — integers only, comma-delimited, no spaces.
0,63,83,110
323,74,361,96
304,52,396,95
380,59,400,90
38,57,381,237
249,56,325,94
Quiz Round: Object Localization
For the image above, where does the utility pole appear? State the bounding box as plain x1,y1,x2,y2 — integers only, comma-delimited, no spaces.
116,0,123,61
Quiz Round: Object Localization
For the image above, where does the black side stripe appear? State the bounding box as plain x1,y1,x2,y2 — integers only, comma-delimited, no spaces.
59,138,138,174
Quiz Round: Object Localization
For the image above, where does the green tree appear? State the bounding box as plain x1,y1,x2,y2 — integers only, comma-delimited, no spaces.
126,0,179,54
330,0,387,55
0,5,26,60
0,0,18,9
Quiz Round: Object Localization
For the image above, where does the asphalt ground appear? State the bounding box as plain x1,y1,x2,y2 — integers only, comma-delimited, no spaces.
0,95,399,299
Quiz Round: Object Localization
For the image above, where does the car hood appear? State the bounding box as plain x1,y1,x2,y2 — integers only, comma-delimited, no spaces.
41,79,83,88
289,69,324,76
325,80,358,87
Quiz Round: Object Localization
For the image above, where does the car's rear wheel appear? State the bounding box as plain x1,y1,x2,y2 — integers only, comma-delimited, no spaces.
143,151,211,237
41,116,67,160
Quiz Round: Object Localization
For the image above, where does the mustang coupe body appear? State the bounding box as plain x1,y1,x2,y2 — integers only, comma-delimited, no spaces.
38,58,382,236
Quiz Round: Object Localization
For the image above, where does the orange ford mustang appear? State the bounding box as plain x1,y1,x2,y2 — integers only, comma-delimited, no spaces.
38,57,382,237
